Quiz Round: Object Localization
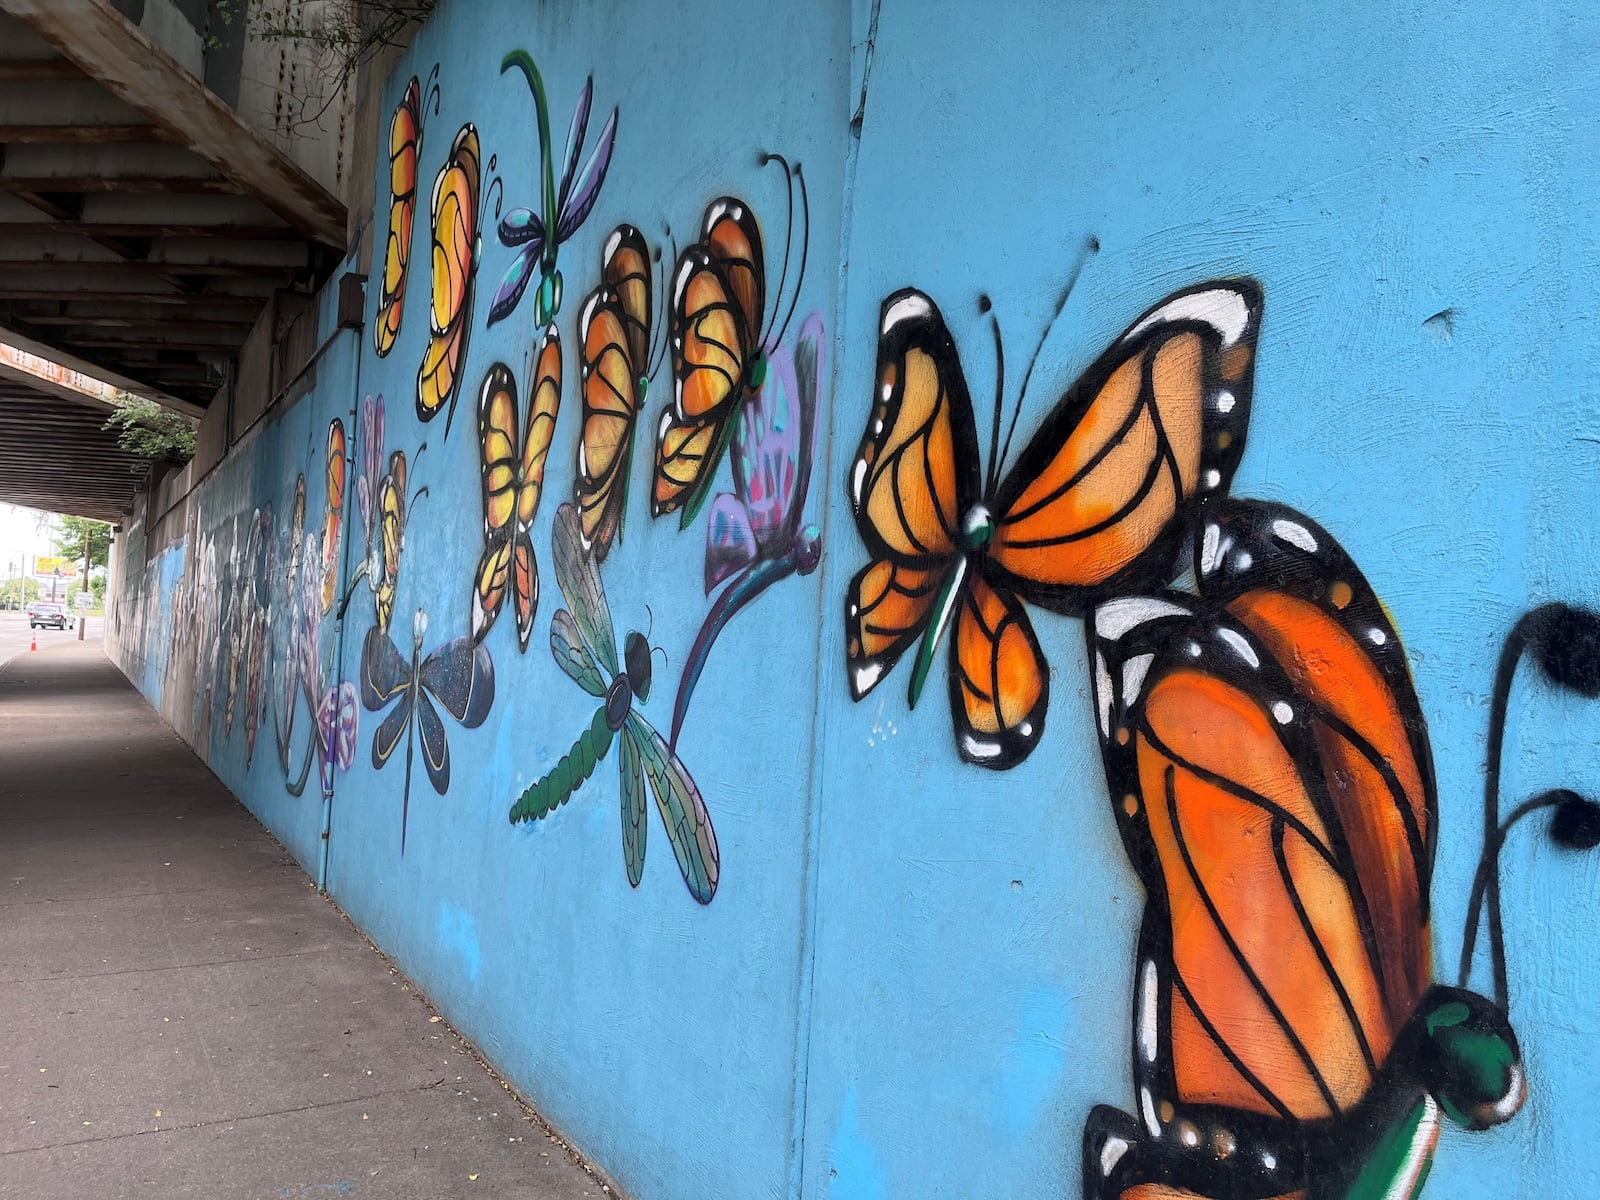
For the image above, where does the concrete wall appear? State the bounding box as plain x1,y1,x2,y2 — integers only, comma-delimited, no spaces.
106,1,1600,1197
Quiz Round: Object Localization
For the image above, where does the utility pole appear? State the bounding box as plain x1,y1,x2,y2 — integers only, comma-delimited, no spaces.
79,527,90,640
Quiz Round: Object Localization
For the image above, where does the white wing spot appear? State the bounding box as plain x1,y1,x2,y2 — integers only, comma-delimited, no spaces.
1271,519,1318,553
1272,701,1294,724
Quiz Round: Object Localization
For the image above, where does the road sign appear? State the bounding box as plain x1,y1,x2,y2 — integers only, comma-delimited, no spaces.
74,592,92,610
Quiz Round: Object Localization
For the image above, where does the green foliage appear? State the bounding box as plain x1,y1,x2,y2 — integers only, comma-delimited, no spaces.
51,516,111,571
103,399,197,463
209,1,436,67
0,575,38,611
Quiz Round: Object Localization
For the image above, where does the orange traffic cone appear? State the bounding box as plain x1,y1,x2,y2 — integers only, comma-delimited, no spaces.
29,629,37,652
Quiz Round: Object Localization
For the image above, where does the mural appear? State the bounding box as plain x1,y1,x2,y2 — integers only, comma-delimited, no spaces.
99,5,1600,1199
508,504,719,904
374,66,441,359
339,392,424,635
359,607,496,854
274,420,357,798
845,275,1259,769
417,121,498,435
470,348,559,652
489,51,617,330
652,158,811,529
670,311,825,746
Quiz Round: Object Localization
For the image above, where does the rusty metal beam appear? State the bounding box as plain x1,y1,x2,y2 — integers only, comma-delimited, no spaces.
12,313,253,330
0,0,347,250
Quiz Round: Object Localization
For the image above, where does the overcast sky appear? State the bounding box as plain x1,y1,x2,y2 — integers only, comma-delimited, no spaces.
0,503,56,578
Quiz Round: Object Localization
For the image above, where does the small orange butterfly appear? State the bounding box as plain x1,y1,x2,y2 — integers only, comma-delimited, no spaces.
846,278,1262,768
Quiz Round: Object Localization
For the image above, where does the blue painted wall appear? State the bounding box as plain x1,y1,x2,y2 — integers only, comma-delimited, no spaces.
107,0,1600,1197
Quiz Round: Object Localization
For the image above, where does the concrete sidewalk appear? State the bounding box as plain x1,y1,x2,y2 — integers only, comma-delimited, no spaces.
0,643,604,1200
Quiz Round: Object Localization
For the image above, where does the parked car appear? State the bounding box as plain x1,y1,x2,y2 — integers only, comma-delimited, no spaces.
28,602,71,630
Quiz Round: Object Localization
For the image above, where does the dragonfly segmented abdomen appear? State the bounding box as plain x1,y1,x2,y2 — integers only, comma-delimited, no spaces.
509,706,614,823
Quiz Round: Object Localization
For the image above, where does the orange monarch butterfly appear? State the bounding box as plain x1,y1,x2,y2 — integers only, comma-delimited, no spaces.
373,66,439,359
846,276,1262,769
469,339,560,652
318,417,345,616
576,224,669,559
652,155,810,527
417,122,500,437
1078,500,1596,1200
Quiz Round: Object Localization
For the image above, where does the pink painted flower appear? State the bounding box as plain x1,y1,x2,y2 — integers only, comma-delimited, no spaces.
317,680,359,792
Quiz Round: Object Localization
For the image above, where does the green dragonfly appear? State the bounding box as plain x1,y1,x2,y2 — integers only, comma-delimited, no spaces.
508,503,719,904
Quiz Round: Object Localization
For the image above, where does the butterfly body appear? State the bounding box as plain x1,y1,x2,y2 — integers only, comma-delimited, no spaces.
361,610,495,853
847,281,1262,769
1082,500,1522,1200
491,52,617,329
509,504,719,904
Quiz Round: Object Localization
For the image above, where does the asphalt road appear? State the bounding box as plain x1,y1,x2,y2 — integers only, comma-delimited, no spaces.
0,611,102,669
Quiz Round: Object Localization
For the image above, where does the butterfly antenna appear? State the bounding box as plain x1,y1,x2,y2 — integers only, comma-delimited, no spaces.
423,63,441,122
995,235,1099,482
769,163,811,352
758,152,797,344
980,295,1005,498
485,164,504,222
409,483,431,509
647,227,675,379
652,643,670,672
643,603,655,641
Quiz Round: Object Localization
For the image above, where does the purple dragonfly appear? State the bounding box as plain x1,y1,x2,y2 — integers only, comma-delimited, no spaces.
669,313,825,747
490,51,618,330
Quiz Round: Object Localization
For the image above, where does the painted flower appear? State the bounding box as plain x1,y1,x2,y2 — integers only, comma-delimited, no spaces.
317,680,359,793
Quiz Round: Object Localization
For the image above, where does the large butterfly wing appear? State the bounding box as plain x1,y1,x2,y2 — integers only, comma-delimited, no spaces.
844,290,981,701
988,281,1262,614
627,711,718,904
359,623,411,712
415,687,451,794
417,123,481,432
1088,512,1434,1140
419,635,496,729
471,362,520,643
653,202,764,524
374,76,420,359
356,393,384,542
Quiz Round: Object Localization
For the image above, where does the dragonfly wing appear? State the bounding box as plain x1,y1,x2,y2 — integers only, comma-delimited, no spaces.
372,684,412,769
554,106,616,245
628,712,718,904
487,244,542,327
704,492,757,593
498,206,545,247
618,723,647,887
552,502,617,675
555,77,592,217
551,608,607,697
420,636,496,728
359,625,410,710
416,687,451,793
